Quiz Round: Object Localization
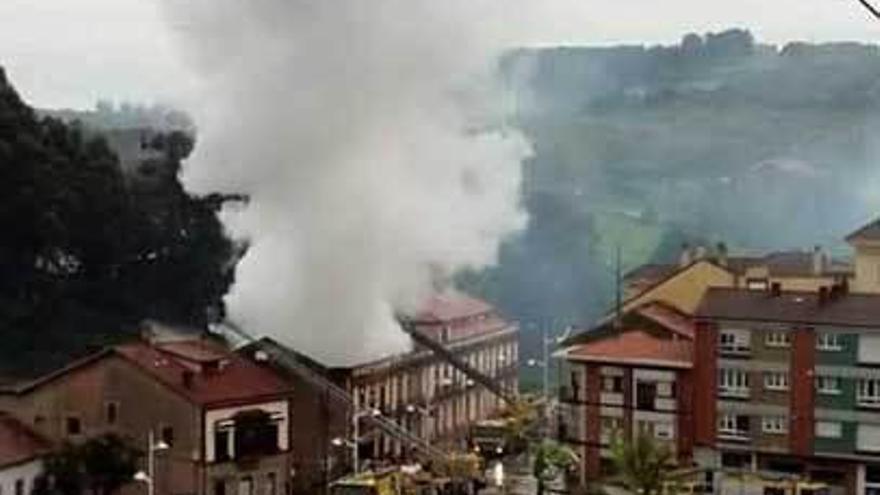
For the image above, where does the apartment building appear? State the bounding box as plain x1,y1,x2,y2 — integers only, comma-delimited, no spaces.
556,302,694,484
694,285,880,494
0,328,294,495
342,293,519,456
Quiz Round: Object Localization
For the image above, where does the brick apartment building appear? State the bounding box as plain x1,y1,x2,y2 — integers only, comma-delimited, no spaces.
556,302,695,484
0,327,295,495
557,217,880,494
240,292,519,494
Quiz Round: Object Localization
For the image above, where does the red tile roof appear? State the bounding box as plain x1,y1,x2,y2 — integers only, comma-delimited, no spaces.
0,413,51,467
413,293,494,323
115,341,292,407
564,330,692,368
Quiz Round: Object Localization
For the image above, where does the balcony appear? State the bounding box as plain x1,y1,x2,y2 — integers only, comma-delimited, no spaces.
718,386,750,399
717,429,750,442
718,344,751,357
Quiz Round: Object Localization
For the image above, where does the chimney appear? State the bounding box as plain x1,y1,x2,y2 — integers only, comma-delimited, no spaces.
818,286,829,306
679,243,692,267
812,245,825,275
182,370,195,389
716,242,729,267
770,282,782,297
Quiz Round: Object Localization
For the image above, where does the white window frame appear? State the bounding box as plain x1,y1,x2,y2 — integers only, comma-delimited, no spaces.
816,333,842,352
718,414,749,440
763,372,789,391
718,368,750,398
815,375,842,395
815,421,842,439
858,378,880,407
719,330,750,354
764,331,791,348
761,416,788,435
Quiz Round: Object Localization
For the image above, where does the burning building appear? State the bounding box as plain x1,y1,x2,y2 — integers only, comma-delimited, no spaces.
239,292,518,494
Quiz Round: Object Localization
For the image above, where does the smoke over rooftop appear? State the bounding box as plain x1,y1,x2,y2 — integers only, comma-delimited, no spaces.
160,1,529,364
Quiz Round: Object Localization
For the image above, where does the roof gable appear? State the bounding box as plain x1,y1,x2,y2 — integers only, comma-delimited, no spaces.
846,217,880,243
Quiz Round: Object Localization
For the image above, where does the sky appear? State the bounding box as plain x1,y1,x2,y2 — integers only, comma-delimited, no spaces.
0,0,878,110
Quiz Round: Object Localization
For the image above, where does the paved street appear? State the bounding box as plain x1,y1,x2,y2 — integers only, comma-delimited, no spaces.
479,455,538,494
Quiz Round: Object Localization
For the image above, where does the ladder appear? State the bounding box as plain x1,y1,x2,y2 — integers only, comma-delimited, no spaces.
399,319,515,405
218,322,448,463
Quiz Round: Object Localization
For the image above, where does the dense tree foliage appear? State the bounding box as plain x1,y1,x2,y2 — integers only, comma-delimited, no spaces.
0,67,235,378
34,434,140,495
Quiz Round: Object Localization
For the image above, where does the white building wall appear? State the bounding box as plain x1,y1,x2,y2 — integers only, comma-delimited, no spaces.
0,459,43,495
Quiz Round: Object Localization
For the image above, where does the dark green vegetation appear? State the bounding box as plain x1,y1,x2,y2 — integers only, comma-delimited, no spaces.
462,30,880,368
34,434,140,495
0,68,235,379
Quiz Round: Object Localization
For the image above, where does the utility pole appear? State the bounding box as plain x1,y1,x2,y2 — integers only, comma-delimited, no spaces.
614,244,622,328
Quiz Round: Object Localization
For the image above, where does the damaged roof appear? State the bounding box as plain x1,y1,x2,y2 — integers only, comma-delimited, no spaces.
564,330,692,369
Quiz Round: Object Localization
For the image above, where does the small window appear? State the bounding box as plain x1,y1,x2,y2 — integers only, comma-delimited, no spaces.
214,479,226,495
816,333,842,351
66,416,81,436
14,479,23,495
602,376,624,393
266,473,277,495
815,376,842,395
764,372,789,391
761,416,788,435
654,422,673,439
215,429,231,461
161,425,174,447
815,421,842,439
238,476,254,495
718,368,750,397
746,278,768,290
34,415,45,427
105,402,119,425
764,331,791,348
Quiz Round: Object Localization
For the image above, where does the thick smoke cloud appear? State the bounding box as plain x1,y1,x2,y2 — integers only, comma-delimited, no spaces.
161,1,530,364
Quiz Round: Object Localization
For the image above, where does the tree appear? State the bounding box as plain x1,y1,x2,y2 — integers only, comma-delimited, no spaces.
34,434,140,495
0,67,237,378
610,432,679,495
533,439,579,495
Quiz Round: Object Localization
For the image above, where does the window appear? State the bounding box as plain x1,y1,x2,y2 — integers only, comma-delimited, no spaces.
719,330,750,354
763,372,789,391
66,416,81,436
816,333,842,351
746,278,769,290
718,368,750,397
161,425,174,447
33,415,44,427
602,376,623,393
815,376,842,395
815,421,842,439
859,379,880,407
215,429,231,461
105,402,119,425
764,331,791,348
654,422,673,440
761,416,788,435
14,480,23,495
636,382,657,410
656,381,673,398
238,476,254,495
718,414,750,439
266,473,277,495
214,479,227,495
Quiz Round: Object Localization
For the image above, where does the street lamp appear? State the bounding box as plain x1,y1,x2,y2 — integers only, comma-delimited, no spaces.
527,326,573,430
133,430,169,495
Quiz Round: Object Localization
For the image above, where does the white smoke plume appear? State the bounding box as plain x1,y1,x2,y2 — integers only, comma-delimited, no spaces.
161,1,530,365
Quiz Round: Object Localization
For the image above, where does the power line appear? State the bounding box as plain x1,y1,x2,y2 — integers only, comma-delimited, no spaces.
857,0,880,20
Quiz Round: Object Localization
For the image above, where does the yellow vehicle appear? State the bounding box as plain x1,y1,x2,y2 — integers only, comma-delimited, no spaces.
329,470,402,495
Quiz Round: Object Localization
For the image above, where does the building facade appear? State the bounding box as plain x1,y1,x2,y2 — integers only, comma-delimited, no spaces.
556,303,694,484
0,412,50,495
342,293,519,458
0,331,295,495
